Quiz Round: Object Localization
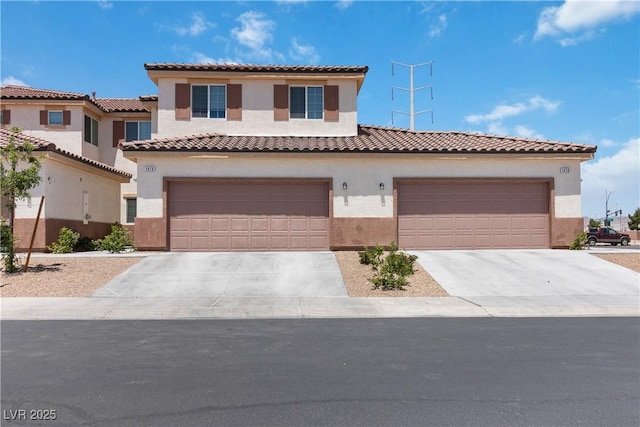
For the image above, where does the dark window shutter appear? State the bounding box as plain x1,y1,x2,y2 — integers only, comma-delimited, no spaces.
227,84,242,121
175,83,191,120
62,110,71,125
1,110,10,125
113,121,125,147
324,85,339,122
40,110,48,125
274,84,289,121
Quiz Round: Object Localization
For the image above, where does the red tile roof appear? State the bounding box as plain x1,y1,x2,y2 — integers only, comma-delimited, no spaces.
0,128,132,179
1,86,151,113
1,85,89,100
121,125,596,154
92,98,148,112
144,63,369,74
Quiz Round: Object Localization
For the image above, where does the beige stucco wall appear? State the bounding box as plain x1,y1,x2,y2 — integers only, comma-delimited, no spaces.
130,152,585,219
156,78,358,138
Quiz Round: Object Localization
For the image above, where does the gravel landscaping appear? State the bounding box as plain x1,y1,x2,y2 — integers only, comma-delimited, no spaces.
1,257,141,297
334,251,449,297
591,253,640,273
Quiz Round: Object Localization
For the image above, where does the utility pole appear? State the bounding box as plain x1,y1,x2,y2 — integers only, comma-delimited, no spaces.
391,61,434,130
605,189,614,226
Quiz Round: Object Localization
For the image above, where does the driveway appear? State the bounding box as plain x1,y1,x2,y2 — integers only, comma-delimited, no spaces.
412,249,639,297
92,252,347,298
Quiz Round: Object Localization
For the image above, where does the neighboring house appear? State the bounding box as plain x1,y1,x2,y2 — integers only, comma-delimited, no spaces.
1,63,598,251
0,128,131,250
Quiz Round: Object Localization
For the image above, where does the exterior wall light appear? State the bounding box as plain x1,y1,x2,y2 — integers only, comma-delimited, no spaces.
379,183,385,190
342,182,348,190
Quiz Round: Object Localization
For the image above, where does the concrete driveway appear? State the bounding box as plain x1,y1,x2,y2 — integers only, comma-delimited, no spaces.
92,252,347,298
412,249,639,297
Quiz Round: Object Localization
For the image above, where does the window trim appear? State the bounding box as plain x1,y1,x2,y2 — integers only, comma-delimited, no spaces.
84,115,99,146
48,110,64,126
289,85,324,120
191,84,227,119
125,197,137,224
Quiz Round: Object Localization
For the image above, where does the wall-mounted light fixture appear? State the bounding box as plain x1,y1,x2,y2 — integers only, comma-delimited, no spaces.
342,182,348,190
379,183,385,190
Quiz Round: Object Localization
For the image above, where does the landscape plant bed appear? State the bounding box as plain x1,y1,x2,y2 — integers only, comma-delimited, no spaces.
591,253,640,273
1,257,141,297
334,251,449,297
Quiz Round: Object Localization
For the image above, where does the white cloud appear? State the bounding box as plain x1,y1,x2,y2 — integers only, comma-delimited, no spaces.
96,1,113,9
174,12,215,37
231,11,279,61
513,125,543,139
429,14,448,38
487,122,508,136
335,0,353,10
513,32,527,44
289,37,319,64
1,76,28,86
465,96,560,124
581,137,640,218
535,0,640,45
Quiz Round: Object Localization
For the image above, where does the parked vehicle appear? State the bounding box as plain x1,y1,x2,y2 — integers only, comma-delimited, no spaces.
586,227,631,246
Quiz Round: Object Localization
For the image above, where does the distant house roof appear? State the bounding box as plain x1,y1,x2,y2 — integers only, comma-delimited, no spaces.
144,63,369,74
0,128,132,179
1,85,150,113
121,124,597,155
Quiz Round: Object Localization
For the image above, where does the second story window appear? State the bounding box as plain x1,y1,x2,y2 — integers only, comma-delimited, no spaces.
192,85,226,119
84,115,98,146
125,121,151,141
290,86,323,120
48,110,64,125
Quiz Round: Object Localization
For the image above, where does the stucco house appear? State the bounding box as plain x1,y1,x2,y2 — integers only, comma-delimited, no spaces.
1,63,597,251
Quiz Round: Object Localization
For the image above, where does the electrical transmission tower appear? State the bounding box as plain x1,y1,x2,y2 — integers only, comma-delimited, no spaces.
391,61,434,130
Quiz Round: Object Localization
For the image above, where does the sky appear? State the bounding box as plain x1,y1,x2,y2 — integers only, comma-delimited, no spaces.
1,0,638,221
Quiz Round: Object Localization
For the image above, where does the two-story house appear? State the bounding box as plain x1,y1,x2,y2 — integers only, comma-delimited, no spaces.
1,63,597,252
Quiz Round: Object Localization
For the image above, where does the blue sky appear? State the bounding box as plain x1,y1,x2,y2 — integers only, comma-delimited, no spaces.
1,0,639,221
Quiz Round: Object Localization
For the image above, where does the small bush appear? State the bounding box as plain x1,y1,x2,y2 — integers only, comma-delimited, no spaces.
1,222,18,272
1,222,12,254
74,236,96,252
48,227,80,254
360,241,418,291
569,231,588,250
94,223,135,253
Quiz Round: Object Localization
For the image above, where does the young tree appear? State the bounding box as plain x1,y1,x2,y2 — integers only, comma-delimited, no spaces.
0,127,42,272
588,218,602,229
628,208,640,231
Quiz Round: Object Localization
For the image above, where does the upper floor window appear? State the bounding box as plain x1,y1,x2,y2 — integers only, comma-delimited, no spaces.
125,121,151,141
192,85,226,119
84,115,98,146
290,86,323,120
48,110,64,125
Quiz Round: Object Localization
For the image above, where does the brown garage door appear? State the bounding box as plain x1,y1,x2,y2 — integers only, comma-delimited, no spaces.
398,181,549,249
169,181,329,251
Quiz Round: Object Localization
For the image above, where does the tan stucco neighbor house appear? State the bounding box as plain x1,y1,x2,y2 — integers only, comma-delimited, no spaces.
1,63,597,251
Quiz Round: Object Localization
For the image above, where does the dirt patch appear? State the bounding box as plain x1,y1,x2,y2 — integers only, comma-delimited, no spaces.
334,251,449,297
1,257,142,297
591,253,640,273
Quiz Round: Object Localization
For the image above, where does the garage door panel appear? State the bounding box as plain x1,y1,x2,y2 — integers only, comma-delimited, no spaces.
169,181,329,251
398,181,549,249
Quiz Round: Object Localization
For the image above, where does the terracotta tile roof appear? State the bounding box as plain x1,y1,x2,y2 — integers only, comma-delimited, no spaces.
1,85,89,100
92,98,149,113
121,124,597,154
0,128,132,179
139,95,158,102
144,63,369,74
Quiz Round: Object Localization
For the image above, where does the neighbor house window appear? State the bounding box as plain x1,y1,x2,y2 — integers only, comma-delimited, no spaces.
84,115,99,146
125,198,137,224
192,85,226,119
125,121,151,142
290,86,323,119
49,110,64,125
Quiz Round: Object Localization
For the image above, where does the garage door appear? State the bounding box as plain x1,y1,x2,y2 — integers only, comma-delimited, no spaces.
398,181,549,249
169,181,329,251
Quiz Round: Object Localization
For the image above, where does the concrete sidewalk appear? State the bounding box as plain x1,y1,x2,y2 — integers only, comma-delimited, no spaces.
2,294,638,319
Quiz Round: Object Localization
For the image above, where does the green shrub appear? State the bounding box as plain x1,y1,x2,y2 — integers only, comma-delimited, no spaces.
47,227,80,254
360,241,418,291
1,222,17,272
74,236,96,252
1,222,12,254
569,231,588,250
94,223,135,253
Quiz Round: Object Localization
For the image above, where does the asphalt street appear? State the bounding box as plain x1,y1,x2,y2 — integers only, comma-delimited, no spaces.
1,318,639,427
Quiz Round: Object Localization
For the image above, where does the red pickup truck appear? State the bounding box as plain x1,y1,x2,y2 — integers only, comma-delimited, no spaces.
587,227,631,246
